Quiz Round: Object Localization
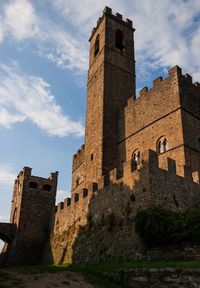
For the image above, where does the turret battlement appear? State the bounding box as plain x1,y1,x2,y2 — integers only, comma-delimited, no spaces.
72,144,85,172
137,65,200,99
138,66,182,98
13,167,58,199
89,6,134,41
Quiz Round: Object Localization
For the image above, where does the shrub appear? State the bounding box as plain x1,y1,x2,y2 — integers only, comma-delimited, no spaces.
135,205,175,247
135,206,200,248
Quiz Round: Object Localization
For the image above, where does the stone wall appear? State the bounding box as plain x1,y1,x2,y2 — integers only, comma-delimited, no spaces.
5,167,58,265
106,268,200,288
52,149,200,264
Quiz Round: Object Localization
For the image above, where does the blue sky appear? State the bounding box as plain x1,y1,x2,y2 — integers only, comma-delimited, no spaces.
0,0,200,249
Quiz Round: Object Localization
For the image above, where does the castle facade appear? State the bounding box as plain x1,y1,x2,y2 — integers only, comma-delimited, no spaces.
1,6,200,265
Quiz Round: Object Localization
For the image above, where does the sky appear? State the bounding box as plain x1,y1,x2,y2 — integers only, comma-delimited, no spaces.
0,0,200,249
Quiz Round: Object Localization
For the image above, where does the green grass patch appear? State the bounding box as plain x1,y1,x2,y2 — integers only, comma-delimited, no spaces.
1,260,200,288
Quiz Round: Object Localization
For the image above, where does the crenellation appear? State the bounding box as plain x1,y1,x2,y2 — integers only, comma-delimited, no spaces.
109,168,117,183
57,202,64,211
97,16,102,26
194,82,200,87
153,76,163,87
183,73,192,82
139,86,148,96
103,6,112,14
65,197,71,207
148,149,159,168
192,171,200,184
168,65,182,77
90,5,134,41
116,12,122,20
138,65,182,99
167,158,176,174
126,18,133,27
72,144,85,171
2,6,200,266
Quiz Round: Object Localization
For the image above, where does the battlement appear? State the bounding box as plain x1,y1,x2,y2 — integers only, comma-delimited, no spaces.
104,149,200,188
72,144,85,172
138,66,182,98
14,167,58,194
89,6,134,41
137,66,200,99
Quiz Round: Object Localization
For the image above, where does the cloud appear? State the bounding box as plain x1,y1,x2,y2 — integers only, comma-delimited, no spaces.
3,0,39,41
38,26,88,71
51,0,200,82
0,215,9,222
0,165,16,188
56,190,67,203
0,63,84,137
0,21,4,43
0,0,200,82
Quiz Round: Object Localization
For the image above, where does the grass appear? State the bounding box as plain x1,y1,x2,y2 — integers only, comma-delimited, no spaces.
0,260,200,288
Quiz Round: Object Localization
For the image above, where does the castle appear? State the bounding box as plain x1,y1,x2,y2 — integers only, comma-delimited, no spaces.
1,7,200,265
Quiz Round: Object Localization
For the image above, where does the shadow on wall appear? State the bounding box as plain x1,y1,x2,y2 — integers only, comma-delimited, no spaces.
48,182,146,265
45,153,200,265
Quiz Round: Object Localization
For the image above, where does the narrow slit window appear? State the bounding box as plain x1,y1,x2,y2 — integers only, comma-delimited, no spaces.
94,34,99,57
115,29,124,51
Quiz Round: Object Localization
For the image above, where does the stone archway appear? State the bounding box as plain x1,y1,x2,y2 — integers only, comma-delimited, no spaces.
0,223,16,265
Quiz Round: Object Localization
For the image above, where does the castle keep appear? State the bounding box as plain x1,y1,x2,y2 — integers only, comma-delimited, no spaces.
1,7,200,264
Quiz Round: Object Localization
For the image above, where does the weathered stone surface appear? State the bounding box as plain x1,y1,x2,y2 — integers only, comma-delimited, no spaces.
105,268,200,288
53,7,200,264
0,168,58,265
1,6,200,266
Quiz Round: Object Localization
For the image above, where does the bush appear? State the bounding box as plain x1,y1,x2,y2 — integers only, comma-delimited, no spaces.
135,206,200,248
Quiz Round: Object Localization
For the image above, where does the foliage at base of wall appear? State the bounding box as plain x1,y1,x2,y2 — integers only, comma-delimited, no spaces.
135,205,200,248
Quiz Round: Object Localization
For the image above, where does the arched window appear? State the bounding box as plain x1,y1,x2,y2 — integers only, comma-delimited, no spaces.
163,138,168,152
29,181,38,189
43,184,51,191
157,137,168,153
131,150,140,171
94,34,99,57
115,29,124,51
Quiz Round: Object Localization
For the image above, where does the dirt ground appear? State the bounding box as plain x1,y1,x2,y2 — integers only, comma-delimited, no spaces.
0,270,97,288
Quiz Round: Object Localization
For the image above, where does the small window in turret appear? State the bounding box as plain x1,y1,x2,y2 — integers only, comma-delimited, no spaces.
115,29,124,51
94,34,99,57
29,181,38,189
43,184,51,191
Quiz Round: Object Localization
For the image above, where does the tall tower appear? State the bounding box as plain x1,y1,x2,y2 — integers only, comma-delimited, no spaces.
85,7,135,183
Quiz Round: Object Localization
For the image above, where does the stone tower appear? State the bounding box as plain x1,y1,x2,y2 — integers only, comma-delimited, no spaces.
6,167,58,265
84,7,136,183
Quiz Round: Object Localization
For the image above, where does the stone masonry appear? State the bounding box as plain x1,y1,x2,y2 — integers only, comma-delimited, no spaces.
0,167,58,265
1,6,200,265
53,7,200,263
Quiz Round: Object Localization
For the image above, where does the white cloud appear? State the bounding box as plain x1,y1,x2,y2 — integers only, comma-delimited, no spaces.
0,63,84,137
0,0,200,81
38,27,88,71
3,0,39,40
52,0,106,32
0,21,4,43
0,215,9,222
51,0,200,81
56,189,66,203
0,165,16,188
